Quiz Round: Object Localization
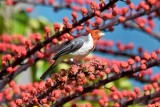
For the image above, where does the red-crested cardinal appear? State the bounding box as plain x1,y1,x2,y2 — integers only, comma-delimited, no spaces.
40,30,105,79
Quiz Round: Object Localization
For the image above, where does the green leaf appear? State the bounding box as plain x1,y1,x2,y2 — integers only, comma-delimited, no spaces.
29,19,40,30
38,17,49,25
12,11,29,34
91,102,100,107
114,77,132,90
63,102,72,107
55,63,70,72
128,104,142,107
0,15,5,34
35,61,49,80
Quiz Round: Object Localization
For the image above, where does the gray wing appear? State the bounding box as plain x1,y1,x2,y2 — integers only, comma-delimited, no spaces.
53,39,84,60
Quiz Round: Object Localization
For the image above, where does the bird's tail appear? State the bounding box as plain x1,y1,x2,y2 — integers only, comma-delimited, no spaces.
40,61,57,80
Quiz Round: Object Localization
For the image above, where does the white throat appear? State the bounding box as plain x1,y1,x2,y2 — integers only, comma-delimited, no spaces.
86,33,93,42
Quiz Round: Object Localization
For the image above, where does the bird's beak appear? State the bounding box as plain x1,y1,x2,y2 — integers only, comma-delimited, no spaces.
99,32,105,37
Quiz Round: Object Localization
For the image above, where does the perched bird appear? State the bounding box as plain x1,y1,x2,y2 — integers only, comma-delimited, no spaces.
40,30,105,79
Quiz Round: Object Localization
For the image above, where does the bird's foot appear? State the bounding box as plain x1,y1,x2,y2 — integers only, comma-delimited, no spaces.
69,58,82,66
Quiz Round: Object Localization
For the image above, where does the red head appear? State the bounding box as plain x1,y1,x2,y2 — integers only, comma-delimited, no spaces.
89,30,105,45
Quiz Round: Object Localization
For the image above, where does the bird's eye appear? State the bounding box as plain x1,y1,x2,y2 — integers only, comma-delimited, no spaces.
95,31,99,34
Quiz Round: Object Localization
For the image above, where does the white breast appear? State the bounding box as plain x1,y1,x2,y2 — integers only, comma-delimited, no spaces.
70,34,94,58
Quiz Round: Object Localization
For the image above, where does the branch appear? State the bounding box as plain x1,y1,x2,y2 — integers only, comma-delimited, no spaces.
0,0,72,11
0,43,59,90
81,5,160,37
131,76,155,83
0,57,40,90
0,0,118,80
121,91,160,107
124,21,160,41
94,48,138,58
0,50,15,56
100,6,160,30
51,60,160,107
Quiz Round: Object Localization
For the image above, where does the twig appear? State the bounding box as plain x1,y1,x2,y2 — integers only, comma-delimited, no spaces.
131,76,155,83
0,57,40,90
0,0,72,11
121,91,160,107
0,51,15,56
94,48,138,58
124,21,160,41
100,6,160,30
81,6,160,36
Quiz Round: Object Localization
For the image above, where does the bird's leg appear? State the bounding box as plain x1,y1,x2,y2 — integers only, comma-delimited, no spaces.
70,58,74,63
68,58,81,66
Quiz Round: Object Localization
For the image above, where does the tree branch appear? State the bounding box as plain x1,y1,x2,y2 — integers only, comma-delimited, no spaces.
100,6,160,30
121,91,160,107
124,21,160,41
94,48,138,58
80,5,160,39
51,60,160,107
0,0,72,11
0,57,40,90
131,76,155,83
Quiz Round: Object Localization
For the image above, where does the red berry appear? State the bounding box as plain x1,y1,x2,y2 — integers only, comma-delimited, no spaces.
129,3,135,9
119,16,125,22
53,23,61,31
26,7,33,13
141,64,147,70
112,64,120,74
134,87,140,94
72,11,78,18
76,86,83,93
143,52,151,60
9,81,15,87
7,67,14,73
2,60,7,66
16,99,23,106
135,56,141,62
151,52,157,59
44,26,50,34
110,86,117,92
81,7,88,16
35,33,42,42
128,58,135,65
95,10,100,16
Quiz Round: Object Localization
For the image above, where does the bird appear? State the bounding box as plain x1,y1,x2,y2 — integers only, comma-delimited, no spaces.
40,30,105,79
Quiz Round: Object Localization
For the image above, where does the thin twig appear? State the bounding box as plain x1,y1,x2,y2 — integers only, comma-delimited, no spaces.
81,6,160,36
121,91,160,107
94,48,138,58
0,0,72,11
124,21,160,41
